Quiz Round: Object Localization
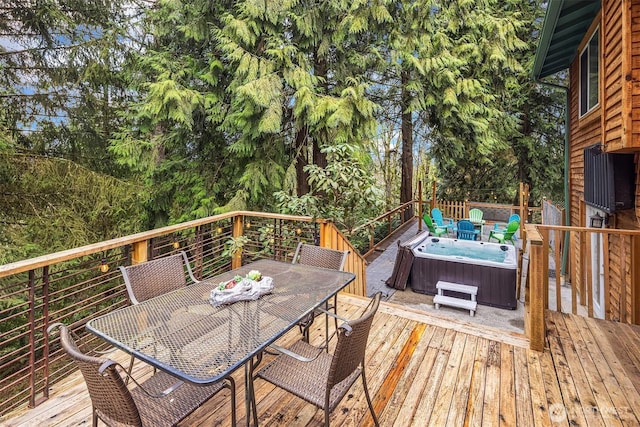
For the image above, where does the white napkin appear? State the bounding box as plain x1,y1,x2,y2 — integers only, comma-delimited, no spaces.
209,277,274,306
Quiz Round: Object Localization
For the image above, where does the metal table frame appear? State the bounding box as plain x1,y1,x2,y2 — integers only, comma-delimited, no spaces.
86,259,355,426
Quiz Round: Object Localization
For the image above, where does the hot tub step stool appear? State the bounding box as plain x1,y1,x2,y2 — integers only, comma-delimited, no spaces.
434,281,478,316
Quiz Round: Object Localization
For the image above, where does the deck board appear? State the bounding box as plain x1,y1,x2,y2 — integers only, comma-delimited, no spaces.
513,346,535,427
466,336,489,427
482,340,501,426
4,298,640,427
499,343,516,426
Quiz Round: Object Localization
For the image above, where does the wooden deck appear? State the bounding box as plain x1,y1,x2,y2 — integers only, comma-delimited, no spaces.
4,295,640,426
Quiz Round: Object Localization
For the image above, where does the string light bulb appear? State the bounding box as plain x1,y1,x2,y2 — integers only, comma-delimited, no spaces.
99,258,109,273
172,241,180,249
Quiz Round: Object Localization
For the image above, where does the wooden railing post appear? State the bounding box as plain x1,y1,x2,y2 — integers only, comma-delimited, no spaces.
132,241,148,264
540,228,550,309
430,180,436,211
232,214,244,269
319,221,330,247
368,225,374,253
28,269,36,408
527,224,546,352
554,228,562,313
632,235,640,324
585,231,593,317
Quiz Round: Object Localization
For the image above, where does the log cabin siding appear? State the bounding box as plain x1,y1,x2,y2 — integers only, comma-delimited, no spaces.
602,1,624,150
567,0,640,322
602,0,634,322
630,1,640,147
606,233,632,321
637,153,640,224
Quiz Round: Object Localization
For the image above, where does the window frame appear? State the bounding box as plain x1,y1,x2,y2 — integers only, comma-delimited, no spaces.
579,27,599,117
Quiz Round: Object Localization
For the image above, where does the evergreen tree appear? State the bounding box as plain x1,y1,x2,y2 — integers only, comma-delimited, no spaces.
423,0,535,203
111,0,239,227
217,0,382,223
0,0,137,173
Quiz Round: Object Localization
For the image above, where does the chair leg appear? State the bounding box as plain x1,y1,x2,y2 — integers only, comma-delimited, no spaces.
299,312,315,343
361,367,379,426
324,301,330,351
225,377,237,427
247,359,259,427
332,295,338,339
302,324,310,343
324,394,331,427
325,295,338,352
124,354,135,385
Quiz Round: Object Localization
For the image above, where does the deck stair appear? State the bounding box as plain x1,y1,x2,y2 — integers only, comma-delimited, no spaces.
433,281,478,316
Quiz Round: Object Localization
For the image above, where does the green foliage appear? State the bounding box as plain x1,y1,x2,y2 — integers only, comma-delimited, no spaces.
275,142,384,231
222,235,249,258
0,154,146,263
1,0,137,177
422,0,562,205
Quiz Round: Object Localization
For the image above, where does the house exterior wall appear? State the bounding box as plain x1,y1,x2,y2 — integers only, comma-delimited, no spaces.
567,0,640,322
602,0,625,150
631,1,640,149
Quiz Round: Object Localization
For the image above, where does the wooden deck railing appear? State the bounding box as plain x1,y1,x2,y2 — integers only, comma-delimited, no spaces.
349,201,416,257
525,223,640,352
432,200,531,223
0,211,367,416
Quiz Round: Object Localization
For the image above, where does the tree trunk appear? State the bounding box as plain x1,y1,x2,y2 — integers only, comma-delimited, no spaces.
400,70,414,221
295,126,310,196
313,49,328,169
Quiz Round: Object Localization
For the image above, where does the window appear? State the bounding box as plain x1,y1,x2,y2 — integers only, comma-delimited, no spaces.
580,28,599,116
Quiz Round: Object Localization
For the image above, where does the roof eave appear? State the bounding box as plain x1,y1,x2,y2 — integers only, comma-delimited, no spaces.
532,0,565,80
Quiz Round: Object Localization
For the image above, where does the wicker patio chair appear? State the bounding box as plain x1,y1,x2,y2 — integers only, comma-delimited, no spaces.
254,292,381,426
48,323,235,427
119,251,199,380
292,243,349,343
119,251,199,305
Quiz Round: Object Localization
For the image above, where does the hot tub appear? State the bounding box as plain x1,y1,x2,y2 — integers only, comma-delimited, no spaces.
404,234,517,309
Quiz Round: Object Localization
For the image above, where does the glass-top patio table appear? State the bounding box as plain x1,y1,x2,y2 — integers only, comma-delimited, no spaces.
86,258,355,426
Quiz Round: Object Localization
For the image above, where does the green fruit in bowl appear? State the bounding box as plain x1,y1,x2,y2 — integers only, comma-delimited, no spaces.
246,270,262,281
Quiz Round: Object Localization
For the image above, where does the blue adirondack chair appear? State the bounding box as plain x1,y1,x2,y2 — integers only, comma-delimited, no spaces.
423,213,448,237
488,220,520,245
456,220,480,241
431,208,454,234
